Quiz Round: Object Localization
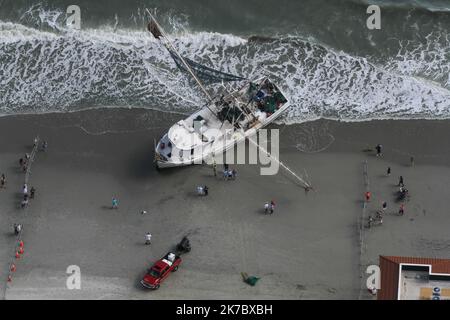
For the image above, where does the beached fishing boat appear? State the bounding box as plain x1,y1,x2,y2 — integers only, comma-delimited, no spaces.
147,13,289,169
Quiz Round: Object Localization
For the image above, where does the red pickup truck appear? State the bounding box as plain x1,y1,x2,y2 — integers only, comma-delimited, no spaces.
141,252,182,289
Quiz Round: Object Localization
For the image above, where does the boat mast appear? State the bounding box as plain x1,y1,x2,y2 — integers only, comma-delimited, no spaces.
146,9,218,117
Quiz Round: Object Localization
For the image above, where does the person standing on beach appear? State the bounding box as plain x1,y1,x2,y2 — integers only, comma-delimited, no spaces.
375,144,382,157
270,200,275,214
398,176,404,187
264,202,270,214
14,223,22,235
223,169,228,180
0,174,6,188
41,141,48,152
399,204,405,216
112,198,119,209
212,160,217,177
410,156,415,167
382,201,387,213
145,232,152,245
223,163,229,180
30,187,36,199
19,158,27,172
23,184,28,195
387,167,391,176
21,197,29,209
365,191,371,202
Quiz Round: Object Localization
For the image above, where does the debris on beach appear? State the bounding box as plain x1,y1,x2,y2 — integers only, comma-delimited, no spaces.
241,272,260,286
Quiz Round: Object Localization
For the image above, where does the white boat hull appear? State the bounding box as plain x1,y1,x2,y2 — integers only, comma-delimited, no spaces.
154,77,289,169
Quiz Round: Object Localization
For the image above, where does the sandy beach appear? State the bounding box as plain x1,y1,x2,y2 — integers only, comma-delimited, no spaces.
1,107,450,299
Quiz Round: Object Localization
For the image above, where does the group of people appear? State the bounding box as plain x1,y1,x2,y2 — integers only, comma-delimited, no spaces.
197,185,209,196
214,163,277,215
386,168,409,201
19,154,30,172
366,146,412,228
379,146,412,211
9,138,45,236
214,163,237,181
21,183,36,209
223,169,237,180
34,138,48,152
264,200,276,214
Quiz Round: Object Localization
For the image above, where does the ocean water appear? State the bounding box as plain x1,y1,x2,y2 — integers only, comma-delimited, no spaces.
0,0,449,123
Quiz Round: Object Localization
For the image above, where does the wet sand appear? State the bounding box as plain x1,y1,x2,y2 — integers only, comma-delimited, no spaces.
1,108,450,299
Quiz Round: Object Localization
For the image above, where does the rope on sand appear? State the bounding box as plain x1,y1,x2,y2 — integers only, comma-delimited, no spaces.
25,136,40,185
358,160,369,300
247,135,313,190
3,136,40,297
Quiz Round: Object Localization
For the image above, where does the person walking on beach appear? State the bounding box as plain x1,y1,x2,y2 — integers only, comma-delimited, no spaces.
399,204,405,216
375,144,383,157
41,141,48,152
410,156,415,167
19,158,27,172
30,187,36,199
0,174,6,188
381,201,387,213
223,169,228,180
365,191,371,202
387,167,391,176
264,202,270,214
23,184,28,195
34,137,38,148
212,160,217,177
111,198,119,209
398,176,404,187
145,232,152,245
14,223,22,235
231,169,237,180
223,163,229,180
21,197,29,209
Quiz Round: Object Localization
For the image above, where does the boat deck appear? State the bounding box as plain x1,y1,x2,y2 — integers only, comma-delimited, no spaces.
155,77,288,167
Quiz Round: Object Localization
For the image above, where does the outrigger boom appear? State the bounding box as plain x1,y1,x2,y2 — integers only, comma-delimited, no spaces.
146,9,217,117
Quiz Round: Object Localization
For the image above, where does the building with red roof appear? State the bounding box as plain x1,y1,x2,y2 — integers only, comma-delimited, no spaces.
378,256,450,300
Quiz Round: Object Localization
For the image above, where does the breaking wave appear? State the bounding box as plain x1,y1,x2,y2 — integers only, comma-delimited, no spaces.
0,5,449,123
